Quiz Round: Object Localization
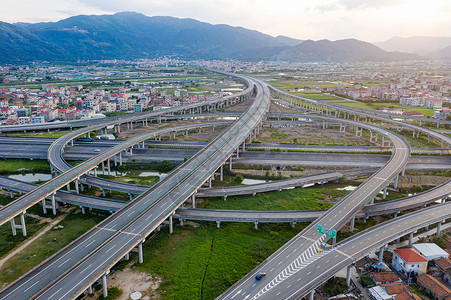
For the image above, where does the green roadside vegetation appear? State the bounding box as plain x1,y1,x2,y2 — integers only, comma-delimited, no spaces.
135,222,304,300
114,160,179,173
0,212,105,287
99,174,159,186
198,187,345,211
323,99,374,110
0,159,50,175
0,207,47,259
1,130,72,139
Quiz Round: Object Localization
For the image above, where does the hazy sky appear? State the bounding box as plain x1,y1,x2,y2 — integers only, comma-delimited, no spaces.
1,0,450,42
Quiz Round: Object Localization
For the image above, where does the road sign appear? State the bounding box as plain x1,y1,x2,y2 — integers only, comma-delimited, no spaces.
328,229,337,239
317,224,325,234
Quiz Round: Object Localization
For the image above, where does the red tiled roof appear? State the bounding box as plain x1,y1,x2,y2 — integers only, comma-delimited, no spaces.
417,274,451,298
371,272,400,283
381,282,407,295
435,257,451,270
394,249,427,263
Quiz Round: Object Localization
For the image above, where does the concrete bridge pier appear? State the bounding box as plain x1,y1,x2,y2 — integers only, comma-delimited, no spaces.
216,220,221,228
169,214,174,234
350,216,355,233
309,290,315,300
75,178,80,194
409,232,414,247
378,246,385,263
138,241,144,263
102,273,108,298
382,187,387,200
437,220,444,236
346,265,352,287
10,212,27,236
254,221,258,229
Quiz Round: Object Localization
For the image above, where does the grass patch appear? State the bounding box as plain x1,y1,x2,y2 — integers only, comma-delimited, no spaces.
0,159,50,175
0,215,46,259
98,286,122,300
99,174,159,186
135,222,304,300
199,188,345,211
0,212,105,286
323,277,349,296
1,130,72,139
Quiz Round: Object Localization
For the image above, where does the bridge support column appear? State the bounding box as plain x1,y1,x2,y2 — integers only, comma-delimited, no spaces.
107,159,111,176
169,214,173,234
138,241,144,263
437,221,443,236
119,152,122,165
401,168,405,176
394,211,399,218
220,165,223,181
309,290,315,300
102,273,108,298
191,194,196,208
75,178,80,194
10,212,27,236
229,157,232,170
209,177,212,188
409,232,414,247
254,221,258,229
350,216,355,233
125,253,129,260
346,265,352,287
216,220,221,228
382,187,387,200
378,246,384,263
393,175,398,189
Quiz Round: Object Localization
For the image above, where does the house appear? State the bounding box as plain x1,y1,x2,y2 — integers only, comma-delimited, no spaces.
134,103,143,113
425,98,443,109
435,257,451,271
392,249,428,277
18,116,30,124
371,272,402,285
417,274,450,300
0,107,11,117
30,116,44,124
402,111,423,117
413,244,449,261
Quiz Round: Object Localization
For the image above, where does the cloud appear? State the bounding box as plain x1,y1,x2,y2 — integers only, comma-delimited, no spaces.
315,0,408,12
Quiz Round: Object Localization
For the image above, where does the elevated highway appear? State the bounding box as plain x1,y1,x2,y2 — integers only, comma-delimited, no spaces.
219,202,451,300
0,73,270,300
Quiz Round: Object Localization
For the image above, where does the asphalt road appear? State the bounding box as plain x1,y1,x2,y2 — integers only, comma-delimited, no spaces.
217,83,412,300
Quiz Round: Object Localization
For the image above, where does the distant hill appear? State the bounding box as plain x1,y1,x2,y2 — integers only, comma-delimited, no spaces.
0,12,422,63
375,36,451,55
272,39,421,63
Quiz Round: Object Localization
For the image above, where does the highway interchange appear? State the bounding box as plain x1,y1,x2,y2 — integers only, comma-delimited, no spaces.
0,72,450,300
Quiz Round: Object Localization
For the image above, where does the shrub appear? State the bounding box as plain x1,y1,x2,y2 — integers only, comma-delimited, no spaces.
234,174,244,184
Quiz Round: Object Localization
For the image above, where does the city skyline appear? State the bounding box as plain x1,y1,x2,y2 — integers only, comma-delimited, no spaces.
1,0,450,43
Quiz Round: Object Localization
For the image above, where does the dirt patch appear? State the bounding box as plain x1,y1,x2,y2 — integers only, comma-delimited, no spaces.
257,125,371,146
223,98,253,112
398,175,449,188
269,101,307,113
87,265,162,300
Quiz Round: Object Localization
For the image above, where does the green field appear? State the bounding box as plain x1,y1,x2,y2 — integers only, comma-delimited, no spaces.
135,222,304,300
323,99,374,110
0,212,105,287
0,159,50,175
1,130,72,139
199,188,345,211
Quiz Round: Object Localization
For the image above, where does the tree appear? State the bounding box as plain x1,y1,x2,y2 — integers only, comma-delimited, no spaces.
234,174,244,184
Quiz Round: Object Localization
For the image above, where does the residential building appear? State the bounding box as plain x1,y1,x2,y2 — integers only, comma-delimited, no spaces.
392,249,428,277
413,244,449,261
134,103,144,113
30,116,44,124
371,272,402,285
16,108,31,117
18,116,30,124
417,274,450,300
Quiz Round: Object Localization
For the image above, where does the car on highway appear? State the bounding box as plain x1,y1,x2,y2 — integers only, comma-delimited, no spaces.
256,272,266,280
94,149,101,152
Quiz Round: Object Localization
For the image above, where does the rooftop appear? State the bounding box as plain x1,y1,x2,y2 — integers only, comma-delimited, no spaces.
394,249,427,263
417,274,450,298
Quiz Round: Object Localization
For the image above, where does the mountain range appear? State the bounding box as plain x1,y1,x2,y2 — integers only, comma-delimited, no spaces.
0,12,427,63
375,36,451,58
